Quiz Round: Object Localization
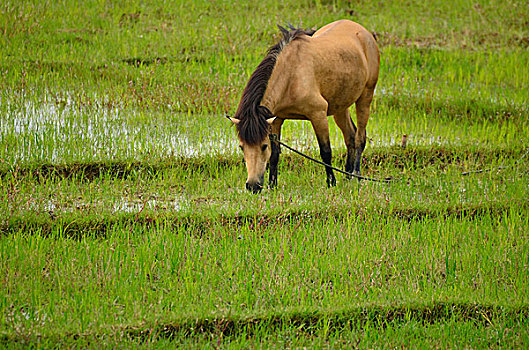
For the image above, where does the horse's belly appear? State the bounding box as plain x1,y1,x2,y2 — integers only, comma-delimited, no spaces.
322,77,366,115
316,51,368,114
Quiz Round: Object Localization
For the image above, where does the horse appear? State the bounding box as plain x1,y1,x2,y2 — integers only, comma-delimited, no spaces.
227,19,379,193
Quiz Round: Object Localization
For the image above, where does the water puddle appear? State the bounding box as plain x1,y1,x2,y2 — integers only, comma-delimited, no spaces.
1,91,525,165
32,195,190,215
0,95,239,163
112,196,188,213
5,306,49,327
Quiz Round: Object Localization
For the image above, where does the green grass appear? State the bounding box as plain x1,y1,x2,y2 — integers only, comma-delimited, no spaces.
2,210,528,337
1,0,529,346
2,146,528,235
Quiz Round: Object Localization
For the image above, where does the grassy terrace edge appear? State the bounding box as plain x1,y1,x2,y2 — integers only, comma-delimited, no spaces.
1,145,526,179
3,199,527,238
1,302,527,345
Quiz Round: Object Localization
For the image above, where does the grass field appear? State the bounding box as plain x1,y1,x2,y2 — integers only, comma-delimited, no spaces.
1,0,529,347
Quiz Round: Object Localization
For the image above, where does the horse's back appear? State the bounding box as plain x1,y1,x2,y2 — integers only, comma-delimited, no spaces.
312,19,379,69
308,20,379,113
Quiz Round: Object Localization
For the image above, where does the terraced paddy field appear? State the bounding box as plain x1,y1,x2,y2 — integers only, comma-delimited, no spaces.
1,0,529,347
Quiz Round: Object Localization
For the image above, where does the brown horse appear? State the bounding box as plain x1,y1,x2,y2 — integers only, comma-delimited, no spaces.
228,20,379,193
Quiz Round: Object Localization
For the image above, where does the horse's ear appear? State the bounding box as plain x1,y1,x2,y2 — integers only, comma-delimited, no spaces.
277,24,289,37
266,117,276,125
226,115,240,125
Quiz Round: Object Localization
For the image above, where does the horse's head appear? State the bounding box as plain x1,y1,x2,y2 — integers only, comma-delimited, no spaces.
227,115,276,193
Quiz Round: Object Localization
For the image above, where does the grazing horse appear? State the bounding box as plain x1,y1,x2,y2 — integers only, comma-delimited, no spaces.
228,20,379,193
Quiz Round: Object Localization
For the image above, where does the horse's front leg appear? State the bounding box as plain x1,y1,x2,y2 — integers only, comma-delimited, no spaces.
269,134,280,188
311,117,336,187
268,119,284,189
319,140,336,187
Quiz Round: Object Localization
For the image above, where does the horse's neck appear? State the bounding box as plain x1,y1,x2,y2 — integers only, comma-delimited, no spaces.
260,55,290,115
261,39,311,117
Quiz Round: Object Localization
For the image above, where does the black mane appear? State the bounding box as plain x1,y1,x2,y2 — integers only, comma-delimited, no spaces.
234,25,315,145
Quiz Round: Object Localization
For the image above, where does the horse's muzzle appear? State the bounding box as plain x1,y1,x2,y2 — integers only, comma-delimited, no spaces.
245,181,263,194
246,174,264,193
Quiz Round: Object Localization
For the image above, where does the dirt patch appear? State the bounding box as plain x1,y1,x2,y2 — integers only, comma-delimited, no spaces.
376,31,529,49
122,57,169,67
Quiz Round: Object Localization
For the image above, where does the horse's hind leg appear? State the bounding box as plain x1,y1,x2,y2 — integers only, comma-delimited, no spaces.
333,109,357,176
354,88,375,175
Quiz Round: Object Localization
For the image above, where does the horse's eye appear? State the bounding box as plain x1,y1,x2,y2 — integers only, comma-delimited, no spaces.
261,144,268,152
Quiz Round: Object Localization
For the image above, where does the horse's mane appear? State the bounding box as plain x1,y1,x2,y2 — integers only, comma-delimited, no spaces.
234,25,315,145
